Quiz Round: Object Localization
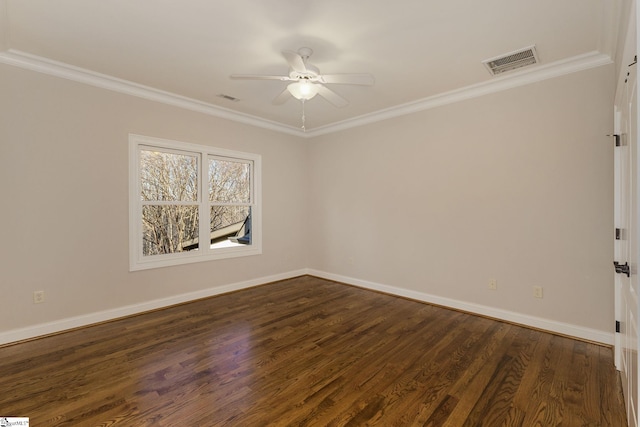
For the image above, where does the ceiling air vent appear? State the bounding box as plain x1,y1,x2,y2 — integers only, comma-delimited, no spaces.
217,94,240,102
482,46,539,76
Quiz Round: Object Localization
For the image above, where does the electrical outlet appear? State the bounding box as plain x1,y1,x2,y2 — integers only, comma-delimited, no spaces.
533,286,543,299
33,290,45,304
488,279,497,290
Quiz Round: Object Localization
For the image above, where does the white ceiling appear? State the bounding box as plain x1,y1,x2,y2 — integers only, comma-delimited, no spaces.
0,0,622,136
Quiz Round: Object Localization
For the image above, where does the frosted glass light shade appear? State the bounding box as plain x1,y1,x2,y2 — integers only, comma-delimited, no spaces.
287,81,319,100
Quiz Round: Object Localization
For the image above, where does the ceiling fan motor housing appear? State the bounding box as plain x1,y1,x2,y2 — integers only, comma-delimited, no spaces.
290,64,320,81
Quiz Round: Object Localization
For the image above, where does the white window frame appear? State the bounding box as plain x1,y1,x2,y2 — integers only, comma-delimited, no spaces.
129,134,262,271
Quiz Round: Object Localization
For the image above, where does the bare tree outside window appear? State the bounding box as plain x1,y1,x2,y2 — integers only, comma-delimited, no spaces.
209,158,252,245
139,149,253,256
140,150,199,256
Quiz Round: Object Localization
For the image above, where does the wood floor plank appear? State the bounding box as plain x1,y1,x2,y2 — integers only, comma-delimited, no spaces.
599,345,628,426
371,316,499,425
515,332,557,426
441,322,516,426
0,276,626,426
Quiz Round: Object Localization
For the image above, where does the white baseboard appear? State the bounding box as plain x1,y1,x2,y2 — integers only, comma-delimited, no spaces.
0,269,308,346
1,268,613,346
307,269,614,346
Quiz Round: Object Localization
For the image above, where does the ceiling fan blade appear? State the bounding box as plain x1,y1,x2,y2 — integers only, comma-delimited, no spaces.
230,74,291,81
319,73,375,85
283,50,307,73
316,84,349,108
273,88,292,105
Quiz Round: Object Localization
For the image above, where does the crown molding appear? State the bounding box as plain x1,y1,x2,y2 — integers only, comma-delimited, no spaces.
0,49,305,137
0,49,612,139
305,51,613,137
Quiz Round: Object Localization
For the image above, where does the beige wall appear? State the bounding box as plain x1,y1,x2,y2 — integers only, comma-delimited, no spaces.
308,64,615,333
0,60,616,341
0,63,309,332
0,1,6,52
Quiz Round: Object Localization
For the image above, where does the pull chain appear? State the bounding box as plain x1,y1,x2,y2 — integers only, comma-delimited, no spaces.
301,99,306,132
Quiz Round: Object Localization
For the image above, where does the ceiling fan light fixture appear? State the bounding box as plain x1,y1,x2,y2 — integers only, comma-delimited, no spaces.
287,81,319,100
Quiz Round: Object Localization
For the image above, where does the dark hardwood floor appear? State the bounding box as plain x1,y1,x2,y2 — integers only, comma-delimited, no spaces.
0,276,626,426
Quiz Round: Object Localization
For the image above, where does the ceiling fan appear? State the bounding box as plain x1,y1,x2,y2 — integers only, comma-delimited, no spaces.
230,47,374,108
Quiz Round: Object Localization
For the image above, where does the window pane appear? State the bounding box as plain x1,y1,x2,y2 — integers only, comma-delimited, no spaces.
141,150,198,202
142,205,199,255
210,206,251,246
209,158,251,203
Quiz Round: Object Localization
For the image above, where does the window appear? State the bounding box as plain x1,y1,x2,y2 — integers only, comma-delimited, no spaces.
129,134,261,271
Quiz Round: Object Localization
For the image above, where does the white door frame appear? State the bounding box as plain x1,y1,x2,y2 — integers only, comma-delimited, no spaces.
614,3,639,425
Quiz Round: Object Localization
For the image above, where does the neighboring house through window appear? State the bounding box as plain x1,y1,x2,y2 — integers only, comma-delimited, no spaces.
129,134,261,271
